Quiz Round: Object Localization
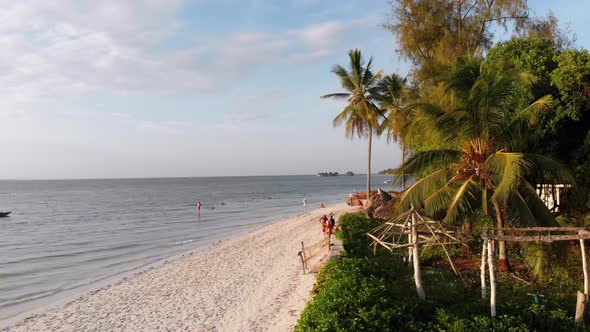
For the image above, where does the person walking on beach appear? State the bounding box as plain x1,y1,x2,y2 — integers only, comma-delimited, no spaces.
320,215,328,239
328,214,335,232
326,213,336,249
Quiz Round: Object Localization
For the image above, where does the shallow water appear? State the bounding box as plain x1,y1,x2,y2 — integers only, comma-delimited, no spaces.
0,175,394,319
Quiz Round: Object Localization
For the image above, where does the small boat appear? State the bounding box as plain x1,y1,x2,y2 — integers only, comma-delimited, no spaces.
384,180,392,184
0,212,11,217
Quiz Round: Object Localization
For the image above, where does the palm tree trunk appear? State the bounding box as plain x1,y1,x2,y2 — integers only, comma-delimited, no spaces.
492,199,511,272
367,127,372,202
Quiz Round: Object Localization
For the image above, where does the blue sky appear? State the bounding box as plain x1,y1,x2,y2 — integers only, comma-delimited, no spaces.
0,0,588,179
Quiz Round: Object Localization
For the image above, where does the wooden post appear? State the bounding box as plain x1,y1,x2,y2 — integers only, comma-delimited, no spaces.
576,291,586,325
580,234,589,299
487,239,497,317
481,239,487,300
411,213,425,299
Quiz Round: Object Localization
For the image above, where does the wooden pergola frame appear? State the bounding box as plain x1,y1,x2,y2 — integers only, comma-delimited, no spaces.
367,208,468,299
481,227,590,318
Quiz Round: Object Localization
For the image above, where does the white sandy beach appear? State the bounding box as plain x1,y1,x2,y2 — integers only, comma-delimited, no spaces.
4,202,358,332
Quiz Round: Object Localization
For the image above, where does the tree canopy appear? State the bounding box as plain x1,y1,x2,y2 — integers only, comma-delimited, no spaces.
386,0,528,82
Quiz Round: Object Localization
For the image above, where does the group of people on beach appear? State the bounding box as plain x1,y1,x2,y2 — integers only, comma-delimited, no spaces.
320,213,336,239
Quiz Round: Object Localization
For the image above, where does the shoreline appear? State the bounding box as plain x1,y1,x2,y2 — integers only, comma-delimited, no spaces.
0,200,333,325
2,202,359,331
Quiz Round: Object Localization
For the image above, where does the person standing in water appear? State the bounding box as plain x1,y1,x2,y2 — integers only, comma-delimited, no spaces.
303,197,307,206
197,201,202,213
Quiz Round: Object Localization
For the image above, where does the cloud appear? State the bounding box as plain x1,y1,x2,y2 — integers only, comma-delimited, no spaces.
0,0,188,102
0,0,377,109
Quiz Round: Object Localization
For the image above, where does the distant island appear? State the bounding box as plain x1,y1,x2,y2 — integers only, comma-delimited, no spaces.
317,171,354,177
378,168,396,175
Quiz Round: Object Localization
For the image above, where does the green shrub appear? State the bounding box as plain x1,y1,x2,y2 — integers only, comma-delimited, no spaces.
336,213,381,257
295,257,427,332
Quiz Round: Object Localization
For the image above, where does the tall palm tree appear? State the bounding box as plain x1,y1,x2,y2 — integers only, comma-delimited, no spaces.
322,49,384,201
395,57,572,271
376,73,411,189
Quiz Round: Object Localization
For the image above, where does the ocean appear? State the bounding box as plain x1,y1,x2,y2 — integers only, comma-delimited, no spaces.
0,175,393,320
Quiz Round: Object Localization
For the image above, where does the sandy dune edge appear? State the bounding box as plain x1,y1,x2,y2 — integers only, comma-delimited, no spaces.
5,203,358,332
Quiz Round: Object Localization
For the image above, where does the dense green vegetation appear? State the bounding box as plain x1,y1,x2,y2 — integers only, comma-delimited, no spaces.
334,213,378,257
296,213,589,331
315,1,590,330
487,40,590,211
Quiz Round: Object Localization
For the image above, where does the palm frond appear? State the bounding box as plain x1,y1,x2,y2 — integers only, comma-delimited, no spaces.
523,242,550,280
332,107,353,128
397,168,451,212
508,181,557,227
486,151,532,204
321,93,351,100
444,177,479,223
523,153,574,184
330,65,355,91
423,178,455,216
398,149,462,177
515,95,553,126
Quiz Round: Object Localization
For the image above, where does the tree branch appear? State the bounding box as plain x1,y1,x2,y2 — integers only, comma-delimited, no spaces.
484,15,528,23
462,0,479,20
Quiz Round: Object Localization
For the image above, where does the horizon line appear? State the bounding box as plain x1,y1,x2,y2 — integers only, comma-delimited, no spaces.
0,173,384,181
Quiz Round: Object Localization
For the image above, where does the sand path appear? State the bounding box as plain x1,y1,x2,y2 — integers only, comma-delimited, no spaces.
4,203,358,332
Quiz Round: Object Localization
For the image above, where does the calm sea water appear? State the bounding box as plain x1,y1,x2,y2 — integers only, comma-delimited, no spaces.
0,175,392,320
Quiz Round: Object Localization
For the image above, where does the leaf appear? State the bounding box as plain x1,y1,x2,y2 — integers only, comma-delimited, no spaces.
398,169,451,212
486,151,532,204
444,177,478,223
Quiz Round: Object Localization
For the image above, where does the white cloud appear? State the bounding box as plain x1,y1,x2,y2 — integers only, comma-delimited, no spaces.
0,1,377,107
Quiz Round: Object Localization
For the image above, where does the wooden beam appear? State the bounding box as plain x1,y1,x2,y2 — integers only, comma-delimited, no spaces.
482,234,590,242
367,233,394,252
486,227,587,232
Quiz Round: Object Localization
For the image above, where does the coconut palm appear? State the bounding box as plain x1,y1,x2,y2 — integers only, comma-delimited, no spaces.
395,57,573,271
375,73,412,189
322,49,384,200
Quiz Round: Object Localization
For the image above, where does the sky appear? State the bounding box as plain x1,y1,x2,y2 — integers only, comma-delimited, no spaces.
0,0,588,180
